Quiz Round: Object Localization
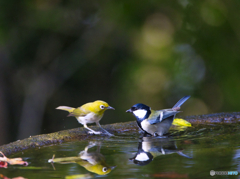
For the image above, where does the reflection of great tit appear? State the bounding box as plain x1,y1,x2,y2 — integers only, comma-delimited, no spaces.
126,96,190,136
56,100,114,135
130,137,191,166
48,142,115,175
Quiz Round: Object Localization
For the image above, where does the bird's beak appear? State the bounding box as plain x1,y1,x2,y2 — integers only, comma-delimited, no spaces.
126,109,132,113
111,166,116,170
107,106,115,110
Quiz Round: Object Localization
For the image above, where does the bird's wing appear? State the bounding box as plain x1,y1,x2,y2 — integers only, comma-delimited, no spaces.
162,109,180,120
147,109,180,125
147,110,163,125
68,106,91,117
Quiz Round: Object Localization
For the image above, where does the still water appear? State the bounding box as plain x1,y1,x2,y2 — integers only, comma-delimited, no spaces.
1,123,240,179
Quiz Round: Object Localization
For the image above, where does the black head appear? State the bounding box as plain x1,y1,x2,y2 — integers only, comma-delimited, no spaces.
126,103,151,120
126,103,150,112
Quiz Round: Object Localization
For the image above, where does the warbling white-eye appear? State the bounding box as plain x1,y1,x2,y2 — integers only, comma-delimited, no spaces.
56,100,114,135
126,96,190,136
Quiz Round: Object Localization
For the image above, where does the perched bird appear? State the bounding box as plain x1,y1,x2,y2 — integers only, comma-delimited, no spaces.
56,100,114,135
126,96,190,136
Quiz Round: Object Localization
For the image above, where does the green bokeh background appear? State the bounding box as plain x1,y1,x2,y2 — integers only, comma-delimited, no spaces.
0,0,240,145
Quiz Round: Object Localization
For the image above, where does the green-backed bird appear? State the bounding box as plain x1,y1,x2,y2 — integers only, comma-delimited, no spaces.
56,100,114,135
126,96,190,136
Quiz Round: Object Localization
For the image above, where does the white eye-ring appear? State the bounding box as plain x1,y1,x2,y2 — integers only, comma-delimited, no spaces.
102,167,108,172
100,105,105,109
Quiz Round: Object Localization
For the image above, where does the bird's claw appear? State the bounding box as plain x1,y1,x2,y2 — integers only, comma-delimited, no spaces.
105,132,114,136
88,131,102,135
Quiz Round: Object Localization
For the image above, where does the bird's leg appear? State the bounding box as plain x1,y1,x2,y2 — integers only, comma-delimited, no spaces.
85,142,98,151
96,122,114,136
83,124,102,135
87,141,102,152
161,147,165,155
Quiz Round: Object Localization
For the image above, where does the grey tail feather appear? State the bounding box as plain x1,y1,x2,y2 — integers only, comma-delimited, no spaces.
172,95,190,108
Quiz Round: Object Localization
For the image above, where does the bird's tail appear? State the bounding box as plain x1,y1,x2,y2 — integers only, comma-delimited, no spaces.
56,106,75,113
172,95,190,109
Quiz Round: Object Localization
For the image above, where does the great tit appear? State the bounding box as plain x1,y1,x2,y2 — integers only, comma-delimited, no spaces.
126,96,190,136
129,137,191,166
56,100,114,135
48,142,115,175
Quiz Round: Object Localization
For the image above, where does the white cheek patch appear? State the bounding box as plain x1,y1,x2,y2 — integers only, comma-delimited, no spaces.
135,152,149,161
133,109,147,119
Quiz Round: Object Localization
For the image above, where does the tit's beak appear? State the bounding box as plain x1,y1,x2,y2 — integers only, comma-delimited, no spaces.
107,106,115,110
126,109,132,113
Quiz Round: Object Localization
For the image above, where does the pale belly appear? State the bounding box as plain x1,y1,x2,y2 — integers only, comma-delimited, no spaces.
141,118,173,136
76,112,102,125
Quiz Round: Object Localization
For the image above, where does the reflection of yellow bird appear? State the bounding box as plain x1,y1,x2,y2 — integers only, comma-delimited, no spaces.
48,142,115,175
56,100,114,135
65,173,92,179
77,142,114,175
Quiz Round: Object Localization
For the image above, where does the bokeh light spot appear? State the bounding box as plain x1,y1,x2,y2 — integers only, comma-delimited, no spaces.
201,0,227,26
134,66,168,95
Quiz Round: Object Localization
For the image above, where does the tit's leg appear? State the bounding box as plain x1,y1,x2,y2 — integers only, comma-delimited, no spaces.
83,124,102,135
161,148,166,155
139,131,148,138
96,122,114,136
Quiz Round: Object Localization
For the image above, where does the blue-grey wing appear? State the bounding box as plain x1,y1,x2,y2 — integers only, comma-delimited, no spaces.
162,109,180,120
147,109,179,125
147,111,163,125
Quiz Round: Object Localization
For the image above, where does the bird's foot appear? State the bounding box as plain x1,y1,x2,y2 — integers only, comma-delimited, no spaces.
153,132,168,138
139,132,152,138
155,135,168,138
104,131,114,136
88,131,102,135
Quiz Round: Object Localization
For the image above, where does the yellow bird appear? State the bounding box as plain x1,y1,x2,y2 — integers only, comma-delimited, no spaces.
56,100,114,135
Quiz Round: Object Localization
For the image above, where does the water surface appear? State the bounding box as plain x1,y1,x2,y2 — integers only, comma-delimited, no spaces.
1,124,240,179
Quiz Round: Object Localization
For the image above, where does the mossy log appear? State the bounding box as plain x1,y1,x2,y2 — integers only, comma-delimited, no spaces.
0,112,240,156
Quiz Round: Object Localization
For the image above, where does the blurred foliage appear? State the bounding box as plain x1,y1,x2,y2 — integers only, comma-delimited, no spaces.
0,0,240,144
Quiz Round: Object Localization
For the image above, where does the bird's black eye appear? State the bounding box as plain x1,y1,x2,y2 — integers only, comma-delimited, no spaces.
131,107,137,111
102,167,108,172
100,105,105,109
